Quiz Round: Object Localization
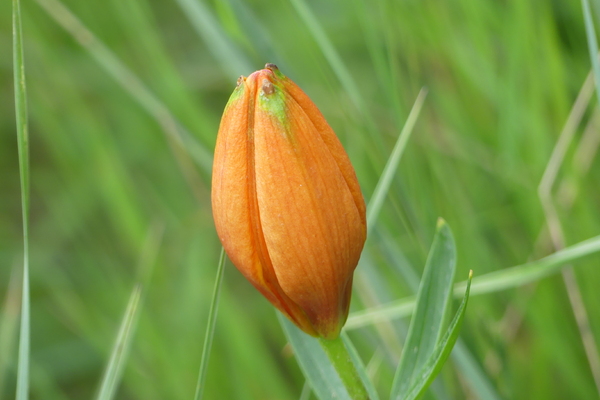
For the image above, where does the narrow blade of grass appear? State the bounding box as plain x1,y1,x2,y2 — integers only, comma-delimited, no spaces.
346,234,600,328
350,89,429,367
288,0,363,113
13,0,31,398
581,0,600,104
298,382,311,400
451,339,502,400
390,219,457,399
95,284,143,400
366,88,427,235
194,247,227,400
174,0,252,80
455,233,600,296
95,224,162,400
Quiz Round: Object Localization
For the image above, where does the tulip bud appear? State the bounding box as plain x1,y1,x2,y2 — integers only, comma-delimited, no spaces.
211,64,366,339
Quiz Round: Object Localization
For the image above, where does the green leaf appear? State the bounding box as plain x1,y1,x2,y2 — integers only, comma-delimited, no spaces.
390,219,457,399
368,226,502,400
403,273,472,400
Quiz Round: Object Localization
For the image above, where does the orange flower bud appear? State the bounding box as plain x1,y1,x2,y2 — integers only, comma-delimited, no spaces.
211,64,366,339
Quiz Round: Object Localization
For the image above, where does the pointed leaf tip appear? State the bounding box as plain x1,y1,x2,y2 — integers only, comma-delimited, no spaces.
436,217,447,229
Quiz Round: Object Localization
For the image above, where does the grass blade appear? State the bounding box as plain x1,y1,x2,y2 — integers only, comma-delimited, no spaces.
298,382,311,400
403,273,472,400
347,234,600,328
451,339,502,400
95,224,162,400
581,0,600,104
390,219,457,399
288,0,363,113
455,233,600,296
194,248,227,400
95,284,143,400
174,0,252,80
350,89,429,369
366,88,427,235
13,0,31,397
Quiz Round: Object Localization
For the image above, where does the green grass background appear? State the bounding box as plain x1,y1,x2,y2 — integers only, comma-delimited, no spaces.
2,0,600,399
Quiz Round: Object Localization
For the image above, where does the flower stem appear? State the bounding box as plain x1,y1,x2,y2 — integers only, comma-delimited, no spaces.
318,335,370,400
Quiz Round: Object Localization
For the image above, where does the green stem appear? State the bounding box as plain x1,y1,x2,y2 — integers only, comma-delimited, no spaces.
318,336,370,400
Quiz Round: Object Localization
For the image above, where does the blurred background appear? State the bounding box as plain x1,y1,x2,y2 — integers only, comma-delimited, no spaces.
2,0,600,398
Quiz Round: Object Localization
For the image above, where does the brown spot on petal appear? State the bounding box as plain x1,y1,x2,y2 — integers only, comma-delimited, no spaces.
265,63,279,71
262,79,275,95
236,75,246,86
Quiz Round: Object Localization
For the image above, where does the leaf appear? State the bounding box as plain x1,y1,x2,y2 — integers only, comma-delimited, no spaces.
390,219,457,399
355,226,501,400
403,272,472,400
